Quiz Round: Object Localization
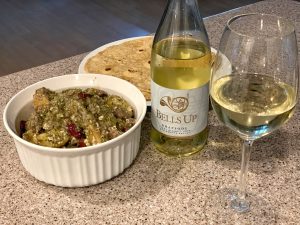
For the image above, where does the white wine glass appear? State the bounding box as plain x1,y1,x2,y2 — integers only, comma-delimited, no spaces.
210,13,299,212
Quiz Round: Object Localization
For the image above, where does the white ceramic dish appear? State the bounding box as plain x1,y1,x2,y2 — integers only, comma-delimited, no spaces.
3,74,147,187
78,36,232,106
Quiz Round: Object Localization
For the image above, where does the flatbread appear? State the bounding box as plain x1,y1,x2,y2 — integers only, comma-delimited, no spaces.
84,36,153,101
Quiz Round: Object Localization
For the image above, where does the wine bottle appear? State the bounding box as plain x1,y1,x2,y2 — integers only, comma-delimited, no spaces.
150,0,211,156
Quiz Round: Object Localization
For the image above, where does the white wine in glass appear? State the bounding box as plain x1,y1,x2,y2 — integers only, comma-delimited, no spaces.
210,13,299,212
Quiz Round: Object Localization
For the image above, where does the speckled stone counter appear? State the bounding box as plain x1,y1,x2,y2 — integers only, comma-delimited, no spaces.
1,0,300,224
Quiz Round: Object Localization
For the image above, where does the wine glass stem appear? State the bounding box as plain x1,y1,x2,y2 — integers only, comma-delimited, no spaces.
238,140,253,200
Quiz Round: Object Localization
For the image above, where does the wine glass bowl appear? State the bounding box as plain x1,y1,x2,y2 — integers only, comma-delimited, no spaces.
210,13,299,212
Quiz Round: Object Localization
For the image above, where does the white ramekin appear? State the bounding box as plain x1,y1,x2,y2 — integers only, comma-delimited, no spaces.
3,74,147,187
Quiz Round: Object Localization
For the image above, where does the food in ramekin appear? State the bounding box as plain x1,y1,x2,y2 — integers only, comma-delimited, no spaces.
21,87,136,148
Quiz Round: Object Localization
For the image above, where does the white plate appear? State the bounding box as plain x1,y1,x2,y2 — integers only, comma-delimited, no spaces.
78,36,232,106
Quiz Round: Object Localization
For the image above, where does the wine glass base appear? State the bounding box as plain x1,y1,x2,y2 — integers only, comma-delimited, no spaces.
205,188,277,224
230,197,250,213
223,190,250,213
224,191,250,213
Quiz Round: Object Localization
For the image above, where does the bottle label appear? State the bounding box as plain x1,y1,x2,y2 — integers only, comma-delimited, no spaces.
151,80,209,137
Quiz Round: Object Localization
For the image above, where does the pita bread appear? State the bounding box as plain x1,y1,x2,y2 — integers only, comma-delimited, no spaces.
84,36,153,101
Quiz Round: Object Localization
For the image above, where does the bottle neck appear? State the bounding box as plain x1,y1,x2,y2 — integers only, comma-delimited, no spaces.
154,0,209,47
168,0,199,10
165,0,203,34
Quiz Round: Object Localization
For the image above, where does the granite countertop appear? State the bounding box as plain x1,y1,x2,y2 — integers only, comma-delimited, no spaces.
1,0,300,224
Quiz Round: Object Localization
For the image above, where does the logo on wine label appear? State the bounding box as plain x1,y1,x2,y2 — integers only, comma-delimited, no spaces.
151,81,208,137
160,96,189,113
